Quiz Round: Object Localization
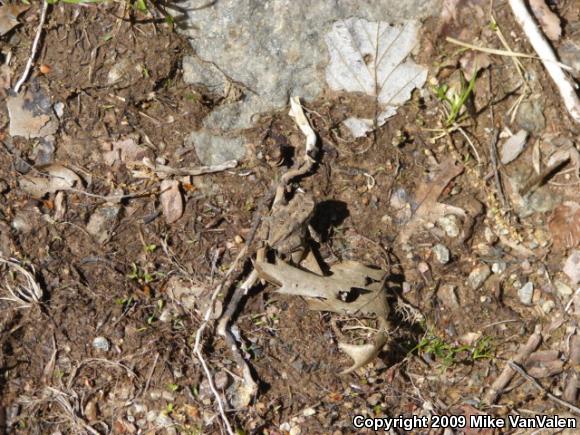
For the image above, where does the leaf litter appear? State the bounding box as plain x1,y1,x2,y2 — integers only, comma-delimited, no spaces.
255,259,390,374
19,164,83,198
398,157,466,244
325,18,427,138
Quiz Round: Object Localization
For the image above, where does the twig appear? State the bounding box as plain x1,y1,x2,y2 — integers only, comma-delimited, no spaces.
507,0,580,123
519,157,570,196
488,129,507,209
13,1,49,94
456,126,481,165
445,36,573,71
484,324,542,404
193,246,247,435
136,159,238,177
508,361,580,415
489,15,530,92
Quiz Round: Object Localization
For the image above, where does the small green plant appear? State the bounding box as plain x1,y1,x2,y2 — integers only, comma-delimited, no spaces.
127,262,157,284
167,383,180,392
433,71,477,126
412,329,494,370
144,243,157,254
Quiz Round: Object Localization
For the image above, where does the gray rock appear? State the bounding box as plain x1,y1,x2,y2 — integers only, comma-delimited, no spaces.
176,0,438,133
541,300,555,313
437,284,460,310
432,244,450,264
563,250,580,285
86,205,121,243
518,282,534,305
467,264,491,290
516,99,545,133
92,336,110,352
492,262,506,274
214,370,230,390
554,280,573,297
558,40,580,79
183,55,226,95
437,215,461,238
185,130,246,166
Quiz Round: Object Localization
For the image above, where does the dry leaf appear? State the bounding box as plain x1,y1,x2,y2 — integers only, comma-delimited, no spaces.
6,89,58,139
440,0,461,25
0,3,28,36
256,260,389,318
19,164,83,198
500,130,528,164
255,259,390,374
102,137,147,165
398,158,465,244
338,334,387,375
548,202,580,250
325,18,427,138
160,179,184,224
529,0,561,41
459,51,491,81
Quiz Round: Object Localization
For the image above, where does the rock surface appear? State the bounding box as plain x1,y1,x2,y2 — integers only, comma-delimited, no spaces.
177,0,438,135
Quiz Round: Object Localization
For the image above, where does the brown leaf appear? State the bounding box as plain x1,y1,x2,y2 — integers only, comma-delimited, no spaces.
529,0,561,41
398,158,465,244
460,51,491,81
102,136,147,165
19,164,83,198
255,259,389,318
548,202,580,250
256,259,390,374
0,4,28,36
160,179,184,224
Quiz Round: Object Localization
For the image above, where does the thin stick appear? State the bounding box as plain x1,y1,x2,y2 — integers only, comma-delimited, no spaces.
456,126,481,165
446,36,572,71
13,1,49,94
138,159,238,177
508,361,580,415
519,157,570,196
507,0,580,123
193,247,247,435
484,325,542,404
488,129,507,209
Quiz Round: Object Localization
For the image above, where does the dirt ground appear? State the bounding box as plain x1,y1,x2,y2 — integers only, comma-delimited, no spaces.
1,1,579,434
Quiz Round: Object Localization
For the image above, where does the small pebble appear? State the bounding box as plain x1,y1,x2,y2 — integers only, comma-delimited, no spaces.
214,371,230,390
563,250,580,285
437,215,461,238
159,308,172,323
518,282,534,305
234,235,244,244
467,264,491,290
554,280,573,297
542,300,555,314
484,227,497,244
492,262,506,274
92,336,110,352
432,244,450,264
